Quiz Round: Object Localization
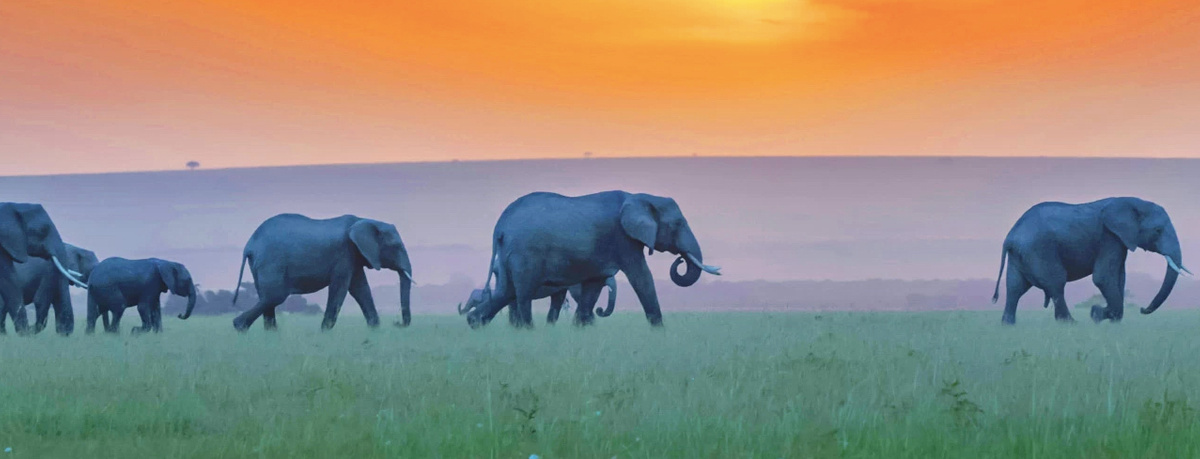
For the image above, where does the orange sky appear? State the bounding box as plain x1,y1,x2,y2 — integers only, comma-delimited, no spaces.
2,0,1198,175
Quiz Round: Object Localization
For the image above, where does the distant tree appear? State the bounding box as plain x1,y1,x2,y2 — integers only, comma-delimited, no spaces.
583,151,593,159
186,161,200,171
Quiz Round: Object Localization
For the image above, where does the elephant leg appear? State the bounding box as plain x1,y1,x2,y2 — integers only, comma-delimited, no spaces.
321,277,352,330
1001,265,1031,325
506,302,521,327
1091,251,1128,323
54,280,74,336
546,290,567,324
33,301,50,335
1048,286,1073,323
571,281,605,327
234,291,286,332
86,294,99,334
262,306,277,331
106,307,126,334
513,297,535,329
0,278,28,335
1092,269,1127,323
131,303,155,335
347,270,380,328
622,258,664,327
151,299,162,333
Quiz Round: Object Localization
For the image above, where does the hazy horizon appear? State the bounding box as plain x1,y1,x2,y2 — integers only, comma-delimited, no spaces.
3,157,1197,299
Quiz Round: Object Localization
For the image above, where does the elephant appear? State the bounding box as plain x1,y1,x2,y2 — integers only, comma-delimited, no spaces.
0,202,89,335
457,276,617,325
992,197,1189,325
230,214,413,332
465,191,720,329
86,257,197,334
1,243,98,335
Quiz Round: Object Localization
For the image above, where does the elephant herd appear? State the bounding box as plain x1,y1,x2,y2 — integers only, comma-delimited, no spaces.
0,192,1189,336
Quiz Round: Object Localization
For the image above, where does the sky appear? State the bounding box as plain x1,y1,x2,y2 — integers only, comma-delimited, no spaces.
2,0,1199,175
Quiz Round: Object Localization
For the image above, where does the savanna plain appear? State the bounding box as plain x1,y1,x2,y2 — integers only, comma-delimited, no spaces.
2,310,1200,458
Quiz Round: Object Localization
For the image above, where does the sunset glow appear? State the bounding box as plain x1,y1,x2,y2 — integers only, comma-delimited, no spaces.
2,0,1198,175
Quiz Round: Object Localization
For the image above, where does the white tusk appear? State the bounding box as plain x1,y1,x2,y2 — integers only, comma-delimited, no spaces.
685,253,722,276
1165,255,1193,276
67,269,82,277
52,256,89,289
401,270,416,285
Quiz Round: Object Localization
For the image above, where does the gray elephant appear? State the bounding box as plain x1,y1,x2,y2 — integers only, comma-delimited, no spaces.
231,214,413,332
86,257,197,334
457,276,617,325
0,202,89,335
1,244,98,335
466,191,720,329
992,197,1189,325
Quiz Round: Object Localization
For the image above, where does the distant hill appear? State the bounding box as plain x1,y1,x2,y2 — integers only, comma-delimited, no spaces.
7,156,1199,313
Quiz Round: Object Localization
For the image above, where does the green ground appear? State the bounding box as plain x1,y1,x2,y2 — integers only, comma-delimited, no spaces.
2,310,1199,458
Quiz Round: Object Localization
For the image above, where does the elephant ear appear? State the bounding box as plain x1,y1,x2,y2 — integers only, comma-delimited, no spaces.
1101,199,1140,252
0,204,30,263
620,196,658,249
155,260,181,293
349,220,383,270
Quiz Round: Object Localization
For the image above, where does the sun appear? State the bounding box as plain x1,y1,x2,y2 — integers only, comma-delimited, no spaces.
673,0,845,44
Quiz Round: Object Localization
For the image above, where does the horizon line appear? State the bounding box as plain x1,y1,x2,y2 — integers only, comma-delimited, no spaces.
5,153,1200,179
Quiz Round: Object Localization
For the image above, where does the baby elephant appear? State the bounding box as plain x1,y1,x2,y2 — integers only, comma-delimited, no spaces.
86,258,197,334
457,277,617,326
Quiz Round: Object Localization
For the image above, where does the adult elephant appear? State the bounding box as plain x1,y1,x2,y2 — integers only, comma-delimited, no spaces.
466,191,720,329
457,276,618,325
231,214,414,332
992,197,1189,325
86,257,197,334
0,203,89,335
2,244,98,335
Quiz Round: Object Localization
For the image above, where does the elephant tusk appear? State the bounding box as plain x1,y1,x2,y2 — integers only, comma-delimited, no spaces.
52,256,89,289
67,269,83,277
1165,255,1193,276
685,253,722,276
401,269,416,284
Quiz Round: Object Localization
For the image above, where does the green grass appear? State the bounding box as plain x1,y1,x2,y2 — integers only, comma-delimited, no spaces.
2,309,1200,458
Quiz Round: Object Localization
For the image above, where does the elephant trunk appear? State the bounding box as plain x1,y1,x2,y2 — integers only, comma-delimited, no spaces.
457,301,470,315
596,277,618,317
1142,248,1185,315
397,273,412,327
178,284,197,319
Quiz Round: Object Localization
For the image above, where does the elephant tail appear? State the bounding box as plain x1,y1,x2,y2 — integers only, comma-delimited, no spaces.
992,246,1008,304
482,233,502,295
231,254,248,305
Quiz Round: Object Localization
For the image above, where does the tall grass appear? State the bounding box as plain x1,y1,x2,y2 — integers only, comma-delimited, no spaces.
1,310,1199,457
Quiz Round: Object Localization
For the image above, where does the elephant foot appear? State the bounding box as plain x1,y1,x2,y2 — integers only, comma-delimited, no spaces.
320,319,336,331
232,318,251,332
1090,305,1107,323
1000,314,1016,325
1054,315,1075,324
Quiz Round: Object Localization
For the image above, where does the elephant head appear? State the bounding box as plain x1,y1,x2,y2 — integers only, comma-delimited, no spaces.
0,203,88,287
349,219,414,327
457,288,490,315
620,194,720,287
1100,198,1189,316
64,244,99,285
153,259,197,320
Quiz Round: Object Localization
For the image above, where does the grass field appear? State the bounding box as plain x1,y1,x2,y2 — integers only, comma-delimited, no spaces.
3,310,1200,458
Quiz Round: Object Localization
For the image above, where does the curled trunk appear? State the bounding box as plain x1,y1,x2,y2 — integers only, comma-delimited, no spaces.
177,284,197,319
670,256,702,287
596,277,618,317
